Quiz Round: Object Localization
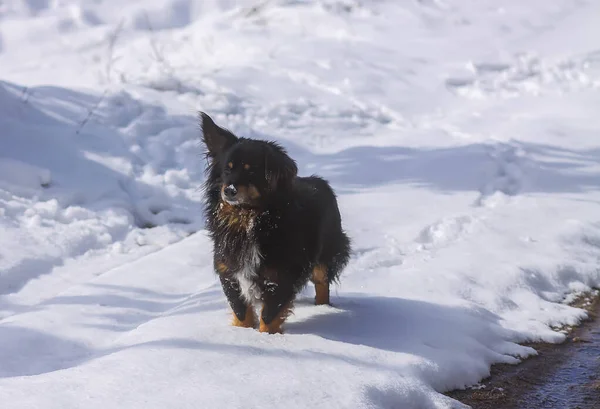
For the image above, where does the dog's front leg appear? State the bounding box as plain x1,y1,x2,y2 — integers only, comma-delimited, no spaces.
259,283,295,334
218,271,255,328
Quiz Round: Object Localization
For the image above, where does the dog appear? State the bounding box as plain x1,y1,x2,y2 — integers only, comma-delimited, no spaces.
200,112,351,334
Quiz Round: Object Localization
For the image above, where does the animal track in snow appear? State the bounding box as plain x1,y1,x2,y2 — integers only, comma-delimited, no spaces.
445,53,600,98
476,144,526,206
416,215,474,250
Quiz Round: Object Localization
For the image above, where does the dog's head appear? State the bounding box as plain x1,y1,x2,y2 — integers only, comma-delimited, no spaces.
200,112,297,208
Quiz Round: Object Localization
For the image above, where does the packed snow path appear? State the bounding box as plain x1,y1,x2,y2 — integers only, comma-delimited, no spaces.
1,1,600,408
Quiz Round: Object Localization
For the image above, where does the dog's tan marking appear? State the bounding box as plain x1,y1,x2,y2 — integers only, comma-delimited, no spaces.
311,264,330,305
259,302,293,334
232,307,256,328
228,161,233,169
217,195,257,230
244,163,250,170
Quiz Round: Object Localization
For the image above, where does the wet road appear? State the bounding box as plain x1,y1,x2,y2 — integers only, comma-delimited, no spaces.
448,298,600,409
517,321,600,409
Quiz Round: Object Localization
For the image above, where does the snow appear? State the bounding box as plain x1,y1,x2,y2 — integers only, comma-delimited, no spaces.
1,1,600,408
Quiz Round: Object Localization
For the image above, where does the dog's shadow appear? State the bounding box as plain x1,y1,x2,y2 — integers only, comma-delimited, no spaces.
287,293,509,358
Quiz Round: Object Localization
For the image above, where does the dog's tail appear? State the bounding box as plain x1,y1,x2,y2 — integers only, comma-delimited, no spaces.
327,230,351,284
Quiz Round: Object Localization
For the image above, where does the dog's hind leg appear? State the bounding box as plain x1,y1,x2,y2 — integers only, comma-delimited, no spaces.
311,264,330,305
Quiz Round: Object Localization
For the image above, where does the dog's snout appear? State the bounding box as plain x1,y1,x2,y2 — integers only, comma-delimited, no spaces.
224,185,237,199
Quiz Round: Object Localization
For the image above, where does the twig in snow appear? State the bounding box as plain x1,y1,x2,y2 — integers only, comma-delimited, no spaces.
143,11,183,93
20,85,32,104
76,89,108,135
105,19,125,84
244,0,272,18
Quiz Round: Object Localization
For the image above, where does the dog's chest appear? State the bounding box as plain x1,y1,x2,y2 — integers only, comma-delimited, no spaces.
233,243,262,303
214,205,264,302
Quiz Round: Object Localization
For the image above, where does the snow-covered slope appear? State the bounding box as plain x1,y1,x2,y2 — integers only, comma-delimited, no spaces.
1,1,600,408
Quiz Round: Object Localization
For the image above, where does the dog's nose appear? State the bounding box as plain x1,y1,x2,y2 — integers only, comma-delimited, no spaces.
224,185,237,199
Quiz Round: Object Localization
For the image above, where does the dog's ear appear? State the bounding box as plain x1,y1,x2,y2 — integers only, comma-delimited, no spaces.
265,142,298,190
199,112,238,157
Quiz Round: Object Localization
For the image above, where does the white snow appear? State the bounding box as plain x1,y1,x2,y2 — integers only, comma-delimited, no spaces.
1,1,600,408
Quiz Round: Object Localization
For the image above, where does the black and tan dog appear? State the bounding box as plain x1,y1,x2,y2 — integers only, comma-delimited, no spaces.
200,112,351,334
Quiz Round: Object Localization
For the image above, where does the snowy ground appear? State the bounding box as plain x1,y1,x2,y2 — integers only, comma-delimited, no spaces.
1,1,600,408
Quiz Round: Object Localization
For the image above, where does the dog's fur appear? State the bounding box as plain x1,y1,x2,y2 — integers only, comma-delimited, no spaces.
200,112,351,334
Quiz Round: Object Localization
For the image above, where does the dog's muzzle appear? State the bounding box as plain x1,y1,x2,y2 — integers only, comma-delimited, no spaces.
222,184,241,205
223,184,237,200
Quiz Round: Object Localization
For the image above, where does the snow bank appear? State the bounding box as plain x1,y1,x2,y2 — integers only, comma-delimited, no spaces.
0,81,204,302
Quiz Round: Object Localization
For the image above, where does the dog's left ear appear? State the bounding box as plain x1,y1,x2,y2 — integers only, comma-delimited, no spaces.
265,142,298,190
200,112,238,157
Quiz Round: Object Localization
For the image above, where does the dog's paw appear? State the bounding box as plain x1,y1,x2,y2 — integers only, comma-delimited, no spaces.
259,321,284,334
231,310,256,328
